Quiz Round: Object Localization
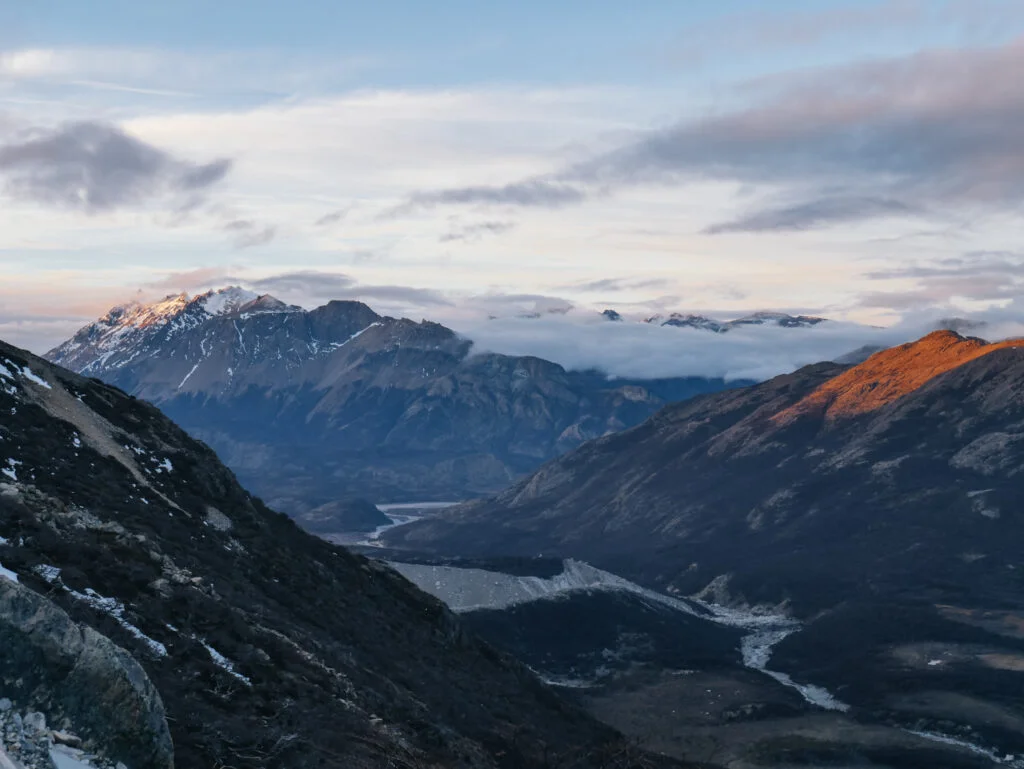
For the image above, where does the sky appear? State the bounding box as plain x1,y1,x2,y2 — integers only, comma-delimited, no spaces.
4,0,1024,372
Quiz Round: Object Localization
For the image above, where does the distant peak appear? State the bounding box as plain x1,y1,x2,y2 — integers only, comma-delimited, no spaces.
200,286,261,316
728,311,827,328
777,330,1024,424
600,309,623,322
100,292,193,330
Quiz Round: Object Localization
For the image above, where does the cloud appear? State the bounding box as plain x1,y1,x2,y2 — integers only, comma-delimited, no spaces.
315,208,350,226
0,121,232,212
705,196,923,234
0,47,378,99
144,267,240,292
401,179,586,213
859,250,1024,309
558,277,667,293
683,0,1024,54
245,270,455,309
223,219,277,248
451,313,913,381
399,36,1024,232
438,220,515,243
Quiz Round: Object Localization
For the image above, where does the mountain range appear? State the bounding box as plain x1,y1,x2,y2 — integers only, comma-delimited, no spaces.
383,329,1024,766
638,311,828,333
386,330,1024,612
0,337,687,769
46,287,744,526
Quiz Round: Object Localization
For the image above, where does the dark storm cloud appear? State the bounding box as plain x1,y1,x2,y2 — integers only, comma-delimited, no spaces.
398,37,1024,231
0,121,232,212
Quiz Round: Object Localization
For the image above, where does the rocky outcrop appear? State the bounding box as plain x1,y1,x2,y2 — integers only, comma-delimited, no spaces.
0,580,173,769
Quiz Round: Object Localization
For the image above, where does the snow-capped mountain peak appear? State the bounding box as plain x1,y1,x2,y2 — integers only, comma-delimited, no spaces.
199,286,261,316
46,287,310,375
642,310,828,332
101,292,193,331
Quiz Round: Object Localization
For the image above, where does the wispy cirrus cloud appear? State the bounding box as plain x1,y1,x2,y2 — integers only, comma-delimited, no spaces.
860,250,1024,309
438,219,515,243
222,219,276,248
558,277,667,293
704,196,925,234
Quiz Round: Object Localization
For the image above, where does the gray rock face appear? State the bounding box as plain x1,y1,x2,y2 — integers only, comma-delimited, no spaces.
0,580,173,769
46,287,737,517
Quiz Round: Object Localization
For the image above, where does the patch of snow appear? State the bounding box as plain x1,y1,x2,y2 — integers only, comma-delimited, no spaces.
233,320,246,353
2,459,20,482
328,322,382,351
199,639,251,685
177,363,200,389
69,587,167,657
34,564,62,583
33,565,166,657
907,730,1024,766
156,458,173,473
19,366,51,389
201,286,260,316
0,560,18,583
72,435,81,449
928,659,944,666
536,672,598,689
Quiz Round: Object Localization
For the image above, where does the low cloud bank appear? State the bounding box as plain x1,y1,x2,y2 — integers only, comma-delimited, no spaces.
448,309,1024,382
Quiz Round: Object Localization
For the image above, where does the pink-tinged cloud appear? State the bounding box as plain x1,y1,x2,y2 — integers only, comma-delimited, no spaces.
401,36,1024,232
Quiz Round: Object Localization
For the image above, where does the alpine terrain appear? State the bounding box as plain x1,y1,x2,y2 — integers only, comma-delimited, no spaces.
0,338,690,769
47,287,740,528
384,331,1024,767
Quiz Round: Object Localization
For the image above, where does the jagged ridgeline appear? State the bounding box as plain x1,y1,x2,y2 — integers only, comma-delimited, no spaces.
0,340,689,769
45,287,742,521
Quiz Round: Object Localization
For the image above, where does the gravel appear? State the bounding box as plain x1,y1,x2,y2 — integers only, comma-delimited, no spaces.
0,698,124,769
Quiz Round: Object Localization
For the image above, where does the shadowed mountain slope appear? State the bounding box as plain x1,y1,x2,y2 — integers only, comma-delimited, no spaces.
386,331,1024,616
0,339,690,769
47,288,738,516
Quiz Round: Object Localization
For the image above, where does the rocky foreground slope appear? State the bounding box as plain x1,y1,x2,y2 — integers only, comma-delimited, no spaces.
47,288,736,518
0,339,687,769
387,330,1024,615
